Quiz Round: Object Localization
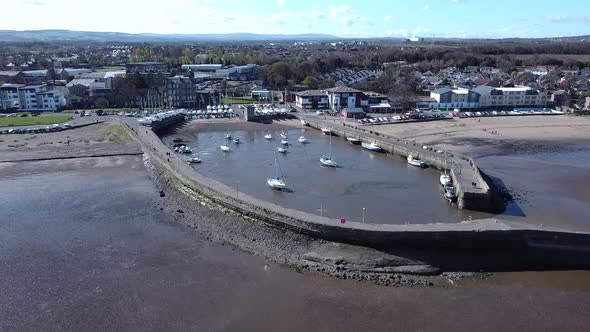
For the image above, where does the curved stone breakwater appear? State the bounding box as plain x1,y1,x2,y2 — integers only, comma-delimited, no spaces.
124,118,590,257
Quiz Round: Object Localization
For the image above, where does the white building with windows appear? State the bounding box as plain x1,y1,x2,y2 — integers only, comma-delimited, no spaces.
0,84,23,110
37,90,66,111
425,85,547,110
19,85,47,110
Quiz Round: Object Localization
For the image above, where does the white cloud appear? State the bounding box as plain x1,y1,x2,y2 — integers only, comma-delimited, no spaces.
277,0,286,6
384,15,393,21
422,4,430,11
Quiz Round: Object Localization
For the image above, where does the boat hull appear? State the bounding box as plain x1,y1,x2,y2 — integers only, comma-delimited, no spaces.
361,143,382,151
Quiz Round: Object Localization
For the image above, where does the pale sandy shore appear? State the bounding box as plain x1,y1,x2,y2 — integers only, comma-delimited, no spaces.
364,115,590,157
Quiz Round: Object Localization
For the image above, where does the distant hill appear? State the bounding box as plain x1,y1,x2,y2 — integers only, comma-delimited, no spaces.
0,30,340,42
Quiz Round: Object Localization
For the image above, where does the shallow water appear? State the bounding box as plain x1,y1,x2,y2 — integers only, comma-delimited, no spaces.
478,148,590,231
163,126,485,224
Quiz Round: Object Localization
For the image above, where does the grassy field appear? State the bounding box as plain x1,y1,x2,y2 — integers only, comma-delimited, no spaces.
222,97,257,104
0,115,72,127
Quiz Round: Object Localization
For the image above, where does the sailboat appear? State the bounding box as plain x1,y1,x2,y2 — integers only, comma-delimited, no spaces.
277,147,287,154
345,119,361,144
220,145,230,152
298,136,308,143
440,151,452,186
281,139,289,146
225,129,232,140
320,134,338,167
233,138,241,144
267,152,287,190
264,133,272,140
280,131,288,139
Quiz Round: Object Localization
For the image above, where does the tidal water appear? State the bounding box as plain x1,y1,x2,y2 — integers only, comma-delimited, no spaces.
163,124,482,224
478,148,590,232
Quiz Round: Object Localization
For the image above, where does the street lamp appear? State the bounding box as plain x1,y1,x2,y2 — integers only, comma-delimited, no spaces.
362,207,366,224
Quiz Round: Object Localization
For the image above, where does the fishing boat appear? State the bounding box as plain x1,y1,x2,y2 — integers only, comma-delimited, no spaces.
186,157,202,164
280,131,288,139
298,136,307,143
301,120,309,126
281,139,289,146
319,134,338,167
220,145,230,152
277,147,287,154
233,138,241,144
407,154,426,167
264,133,272,140
361,141,382,152
267,152,287,190
321,128,332,135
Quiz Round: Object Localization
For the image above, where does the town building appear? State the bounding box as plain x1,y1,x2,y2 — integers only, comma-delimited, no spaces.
429,88,479,110
166,76,218,108
125,62,169,74
324,87,365,111
19,85,47,110
472,86,547,109
37,90,66,111
0,84,23,110
293,90,329,109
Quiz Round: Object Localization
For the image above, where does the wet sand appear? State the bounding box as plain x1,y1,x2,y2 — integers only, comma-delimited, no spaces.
2,153,590,331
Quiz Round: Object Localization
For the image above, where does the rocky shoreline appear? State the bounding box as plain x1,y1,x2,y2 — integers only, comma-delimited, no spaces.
143,152,477,287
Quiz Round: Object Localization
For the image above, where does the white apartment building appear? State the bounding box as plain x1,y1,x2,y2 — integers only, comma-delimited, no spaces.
19,85,47,110
429,88,478,109
472,86,547,108
37,90,66,111
426,86,547,110
0,84,23,110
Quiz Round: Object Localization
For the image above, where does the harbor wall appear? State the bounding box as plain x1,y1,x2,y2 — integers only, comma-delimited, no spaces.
121,119,590,252
302,116,504,213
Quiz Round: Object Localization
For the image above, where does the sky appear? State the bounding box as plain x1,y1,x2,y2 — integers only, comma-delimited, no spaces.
3,0,590,38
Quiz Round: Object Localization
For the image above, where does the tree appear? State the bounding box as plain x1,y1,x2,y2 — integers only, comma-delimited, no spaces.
271,61,291,87
319,80,335,89
303,76,318,89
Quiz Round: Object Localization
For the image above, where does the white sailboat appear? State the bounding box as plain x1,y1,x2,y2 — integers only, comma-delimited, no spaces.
298,136,307,143
267,152,287,190
186,157,202,164
233,138,241,144
440,151,451,186
220,145,230,152
345,118,361,144
281,139,289,146
280,131,288,139
320,134,338,167
407,154,426,167
225,129,232,140
361,141,382,152
264,133,272,140
277,147,287,154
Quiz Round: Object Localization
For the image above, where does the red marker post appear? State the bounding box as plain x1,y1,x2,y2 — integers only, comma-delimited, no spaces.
340,218,346,224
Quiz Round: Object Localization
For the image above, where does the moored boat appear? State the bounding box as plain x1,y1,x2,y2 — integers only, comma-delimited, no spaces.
301,120,309,126
264,133,272,140
220,145,230,152
361,141,382,152
281,139,289,146
298,136,307,143
440,174,452,186
407,154,426,167
346,135,361,144
321,128,332,135
277,147,287,154
186,157,202,164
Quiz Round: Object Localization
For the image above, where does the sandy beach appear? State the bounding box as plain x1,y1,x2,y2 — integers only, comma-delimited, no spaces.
364,115,590,157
